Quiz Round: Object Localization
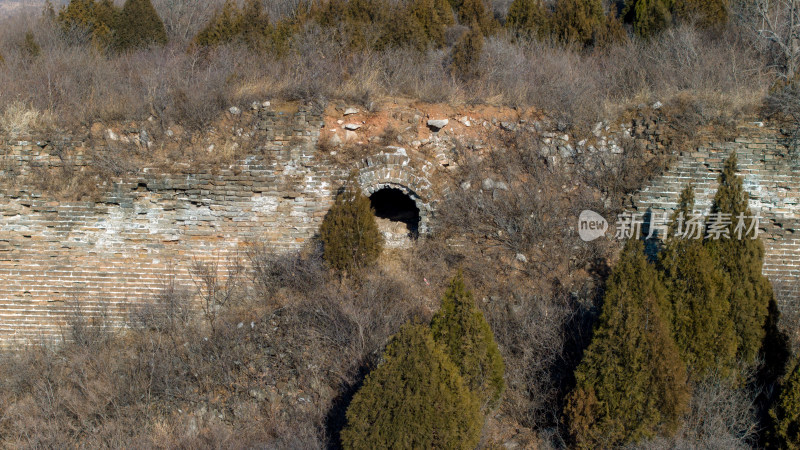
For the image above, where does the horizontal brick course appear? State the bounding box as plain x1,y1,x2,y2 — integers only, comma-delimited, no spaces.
0,110,438,344
633,125,800,313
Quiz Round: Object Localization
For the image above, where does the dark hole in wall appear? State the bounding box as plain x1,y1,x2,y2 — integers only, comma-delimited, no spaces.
369,188,420,237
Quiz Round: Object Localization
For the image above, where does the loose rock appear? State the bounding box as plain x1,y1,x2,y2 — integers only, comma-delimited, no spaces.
427,119,449,130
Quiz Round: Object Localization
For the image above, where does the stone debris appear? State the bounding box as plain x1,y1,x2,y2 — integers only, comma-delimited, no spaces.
500,121,517,131
105,129,119,141
426,119,448,130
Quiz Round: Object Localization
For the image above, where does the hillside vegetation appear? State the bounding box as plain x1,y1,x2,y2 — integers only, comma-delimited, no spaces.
0,0,799,448
0,0,797,136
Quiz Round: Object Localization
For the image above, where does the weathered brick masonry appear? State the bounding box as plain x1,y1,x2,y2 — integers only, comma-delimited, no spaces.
0,107,438,344
1,109,798,344
633,123,800,312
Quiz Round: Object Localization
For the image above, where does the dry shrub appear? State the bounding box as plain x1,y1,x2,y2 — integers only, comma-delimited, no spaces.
0,101,47,135
248,244,326,301
577,136,671,213
433,128,620,438
632,375,759,449
774,278,800,350
0,246,433,448
439,128,608,286
0,7,770,134
482,289,575,429
764,83,800,151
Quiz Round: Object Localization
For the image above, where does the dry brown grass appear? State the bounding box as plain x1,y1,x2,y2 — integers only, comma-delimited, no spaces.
0,101,51,135
0,9,773,135
0,244,438,448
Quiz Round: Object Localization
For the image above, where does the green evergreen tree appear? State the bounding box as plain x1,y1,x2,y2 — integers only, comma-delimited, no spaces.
595,7,628,48
195,0,243,47
114,0,167,50
408,0,454,47
93,0,118,49
450,23,484,80
673,0,728,30
22,31,41,60
57,0,118,49
551,0,606,46
376,2,428,51
57,0,97,34
623,0,673,38
659,185,737,380
319,175,383,275
431,271,505,408
565,239,689,447
240,0,273,50
705,153,774,365
346,0,390,49
455,0,497,35
341,323,482,449
506,0,549,39
771,358,800,448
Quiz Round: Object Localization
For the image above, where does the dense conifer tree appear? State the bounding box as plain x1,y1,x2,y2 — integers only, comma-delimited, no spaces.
57,0,98,33
22,31,41,60
451,23,484,80
114,0,167,50
705,153,774,365
565,239,689,447
240,0,272,50
506,0,549,39
319,176,383,275
194,0,243,47
623,0,673,37
431,271,505,408
550,0,606,46
673,0,728,29
376,2,427,51
92,0,119,48
341,323,482,449
58,0,165,51
455,0,497,35
408,0,454,47
770,358,800,448
660,184,737,380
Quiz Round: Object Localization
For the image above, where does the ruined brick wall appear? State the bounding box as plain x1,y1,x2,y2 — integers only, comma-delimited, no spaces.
633,123,800,312
0,107,439,344
2,106,799,344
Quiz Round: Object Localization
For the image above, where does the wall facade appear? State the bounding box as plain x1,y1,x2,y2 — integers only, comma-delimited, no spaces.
0,107,438,344
633,123,800,312
1,109,798,344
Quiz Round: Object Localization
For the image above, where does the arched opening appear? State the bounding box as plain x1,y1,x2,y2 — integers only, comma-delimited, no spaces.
369,187,420,244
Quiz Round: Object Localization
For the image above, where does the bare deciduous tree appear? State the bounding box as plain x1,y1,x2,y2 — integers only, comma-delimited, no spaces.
190,255,243,331
151,0,226,43
739,0,800,80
